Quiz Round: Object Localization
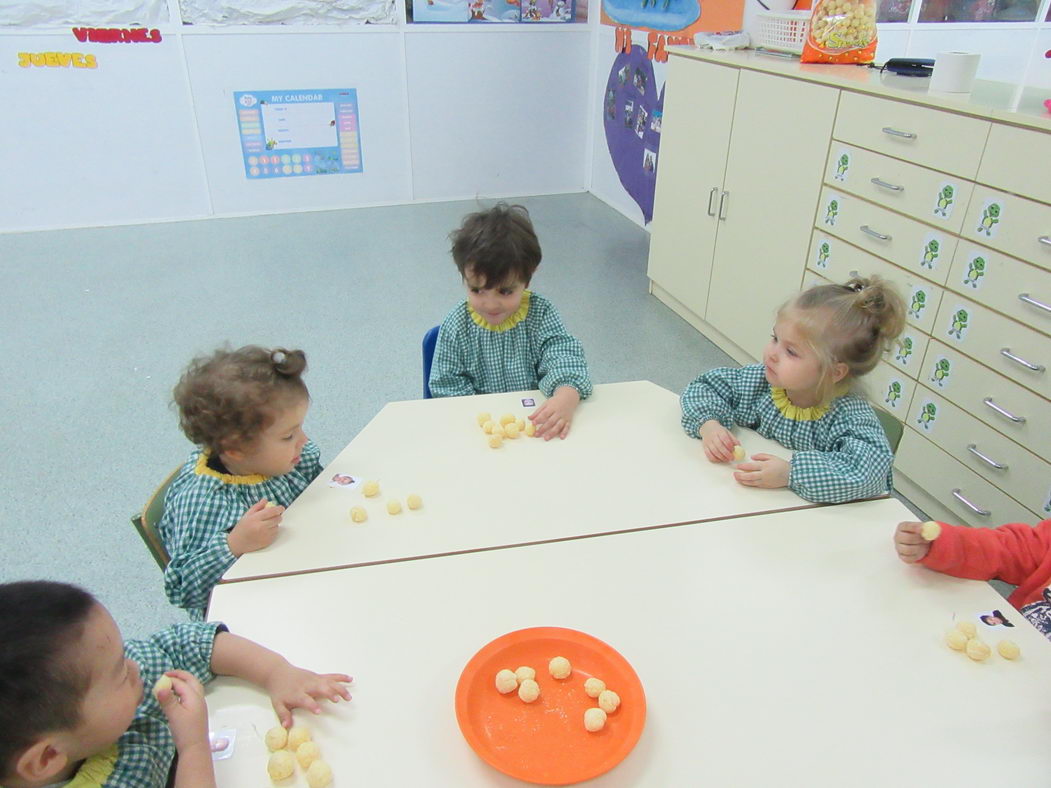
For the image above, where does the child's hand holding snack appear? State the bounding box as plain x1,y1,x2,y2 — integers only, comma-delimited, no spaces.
227,499,284,556
698,420,740,463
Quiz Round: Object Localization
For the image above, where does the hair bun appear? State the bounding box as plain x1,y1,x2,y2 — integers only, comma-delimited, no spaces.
270,348,307,376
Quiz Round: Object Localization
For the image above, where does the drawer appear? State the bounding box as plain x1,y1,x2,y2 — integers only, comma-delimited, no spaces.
807,231,943,335
908,385,1051,516
867,360,916,420
897,428,1042,528
834,92,989,179
885,324,929,381
825,143,973,234
935,293,1051,399
920,338,1051,456
947,241,1051,337
817,188,958,287
961,186,1051,270
977,124,1051,205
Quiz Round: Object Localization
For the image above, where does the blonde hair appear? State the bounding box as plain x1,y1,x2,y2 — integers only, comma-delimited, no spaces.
779,276,906,402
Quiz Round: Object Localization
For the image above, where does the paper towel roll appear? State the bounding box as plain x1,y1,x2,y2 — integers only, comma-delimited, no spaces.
929,51,981,93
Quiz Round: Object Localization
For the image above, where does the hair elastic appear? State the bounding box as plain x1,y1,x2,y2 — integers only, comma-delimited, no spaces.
271,350,287,365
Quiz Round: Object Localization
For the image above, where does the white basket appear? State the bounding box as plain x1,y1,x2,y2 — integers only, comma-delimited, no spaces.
752,10,811,55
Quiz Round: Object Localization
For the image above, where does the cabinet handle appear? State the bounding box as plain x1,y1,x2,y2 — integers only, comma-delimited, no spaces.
1039,236,1051,247
966,444,1008,470
982,397,1026,424
951,488,991,517
718,191,729,221
882,126,917,140
1000,347,1046,373
870,177,904,192
707,187,719,217
1019,293,1051,314
860,225,892,241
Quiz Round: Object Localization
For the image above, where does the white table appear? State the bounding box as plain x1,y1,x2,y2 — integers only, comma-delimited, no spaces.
207,497,1051,786
223,381,812,582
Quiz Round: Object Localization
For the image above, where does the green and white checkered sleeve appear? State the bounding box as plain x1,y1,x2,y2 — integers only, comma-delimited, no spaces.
680,365,755,438
161,481,240,618
531,298,591,399
429,307,476,398
104,622,224,788
297,440,323,485
788,401,894,504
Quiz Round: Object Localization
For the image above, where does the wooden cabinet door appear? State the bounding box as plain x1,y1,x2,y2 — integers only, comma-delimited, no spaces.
646,58,738,319
705,70,839,360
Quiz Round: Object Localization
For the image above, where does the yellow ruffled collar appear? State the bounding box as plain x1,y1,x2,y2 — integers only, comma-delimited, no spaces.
65,744,119,787
195,450,268,485
468,290,531,333
770,387,831,421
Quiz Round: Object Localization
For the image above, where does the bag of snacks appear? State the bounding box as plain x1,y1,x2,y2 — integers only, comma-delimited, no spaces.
801,0,878,64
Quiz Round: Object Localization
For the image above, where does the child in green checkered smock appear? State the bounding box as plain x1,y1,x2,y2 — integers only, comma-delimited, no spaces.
0,581,352,787
160,346,322,619
681,276,906,504
430,203,592,441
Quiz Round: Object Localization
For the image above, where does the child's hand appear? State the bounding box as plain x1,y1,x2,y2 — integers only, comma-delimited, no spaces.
732,453,790,489
895,521,931,563
529,386,580,440
156,670,211,754
698,420,739,463
264,663,353,728
227,499,284,557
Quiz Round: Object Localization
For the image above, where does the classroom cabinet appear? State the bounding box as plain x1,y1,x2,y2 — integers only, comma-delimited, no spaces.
649,49,1051,529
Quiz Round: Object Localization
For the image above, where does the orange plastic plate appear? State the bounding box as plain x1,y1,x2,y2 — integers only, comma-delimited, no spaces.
455,627,646,785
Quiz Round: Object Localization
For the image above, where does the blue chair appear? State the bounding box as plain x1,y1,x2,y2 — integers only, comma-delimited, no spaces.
422,325,440,398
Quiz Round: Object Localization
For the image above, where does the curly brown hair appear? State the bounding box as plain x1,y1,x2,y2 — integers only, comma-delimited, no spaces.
173,345,309,454
450,202,542,288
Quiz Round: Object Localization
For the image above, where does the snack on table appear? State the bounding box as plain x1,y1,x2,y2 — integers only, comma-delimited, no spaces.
264,725,288,751
406,493,423,510
362,480,380,497
477,412,492,427
955,620,977,639
965,638,991,662
584,677,606,698
598,689,621,714
495,669,518,694
488,435,504,449
584,707,607,732
349,506,367,523
997,640,1021,660
518,679,540,703
306,759,334,788
267,750,295,781
945,629,968,651
549,656,572,679
386,500,402,515
514,666,536,683
296,740,321,769
287,725,312,751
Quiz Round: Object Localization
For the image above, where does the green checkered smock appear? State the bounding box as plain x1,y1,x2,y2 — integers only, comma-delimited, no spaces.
680,364,893,504
159,442,322,619
429,291,593,399
59,622,223,788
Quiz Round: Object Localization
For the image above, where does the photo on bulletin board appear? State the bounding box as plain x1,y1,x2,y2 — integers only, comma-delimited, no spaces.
410,0,524,21
600,0,743,34
234,89,363,180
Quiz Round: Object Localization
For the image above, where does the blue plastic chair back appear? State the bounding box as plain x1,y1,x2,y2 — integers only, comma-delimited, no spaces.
422,325,440,398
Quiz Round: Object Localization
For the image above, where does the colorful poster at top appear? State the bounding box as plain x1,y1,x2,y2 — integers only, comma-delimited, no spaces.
234,89,363,179
601,0,743,35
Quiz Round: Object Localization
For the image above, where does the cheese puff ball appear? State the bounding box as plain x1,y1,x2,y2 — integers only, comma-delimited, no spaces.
956,620,977,639
500,414,515,425
921,521,941,541
733,445,746,462
598,689,621,714
584,677,606,698
287,725,312,750
965,639,991,661
488,435,503,449
516,418,525,431
264,500,279,509
264,725,288,751
296,741,322,769
363,480,380,497
491,423,505,438
525,422,537,438
505,422,520,439
152,675,172,699
306,759,334,788
584,707,607,732
997,640,1021,660
483,420,496,434
267,750,296,780
515,666,536,683
350,506,367,523
477,412,492,427
406,494,423,510
496,669,518,693
387,500,402,515
518,679,540,703
549,656,572,679
945,629,968,651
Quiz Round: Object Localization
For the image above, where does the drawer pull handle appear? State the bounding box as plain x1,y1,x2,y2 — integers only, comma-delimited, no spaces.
951,488,991,517
966,444,1008,470
860,225,892,242
1019,293,1051,314
707,187,718,217
718,191,729,221
1000,348,1046,373
1039,236,1051,247
982,397,1026,424
882,126,917,140
870,177,904,192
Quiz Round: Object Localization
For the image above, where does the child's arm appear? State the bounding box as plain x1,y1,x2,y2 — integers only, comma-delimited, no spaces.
532,302,592,403
680,366,756,446
210,631,353,727
428,321,476,398
909,519,1051,588
156,670,217,788
296,441,324,484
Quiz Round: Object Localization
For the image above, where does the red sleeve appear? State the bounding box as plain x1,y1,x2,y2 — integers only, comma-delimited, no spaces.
920,520,1051,587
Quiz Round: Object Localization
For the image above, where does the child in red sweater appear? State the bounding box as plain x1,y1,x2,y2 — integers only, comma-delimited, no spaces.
895,518,1051,638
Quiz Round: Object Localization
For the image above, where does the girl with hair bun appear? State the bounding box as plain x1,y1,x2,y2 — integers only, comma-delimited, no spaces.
680,276,906,503
160,345,322,618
